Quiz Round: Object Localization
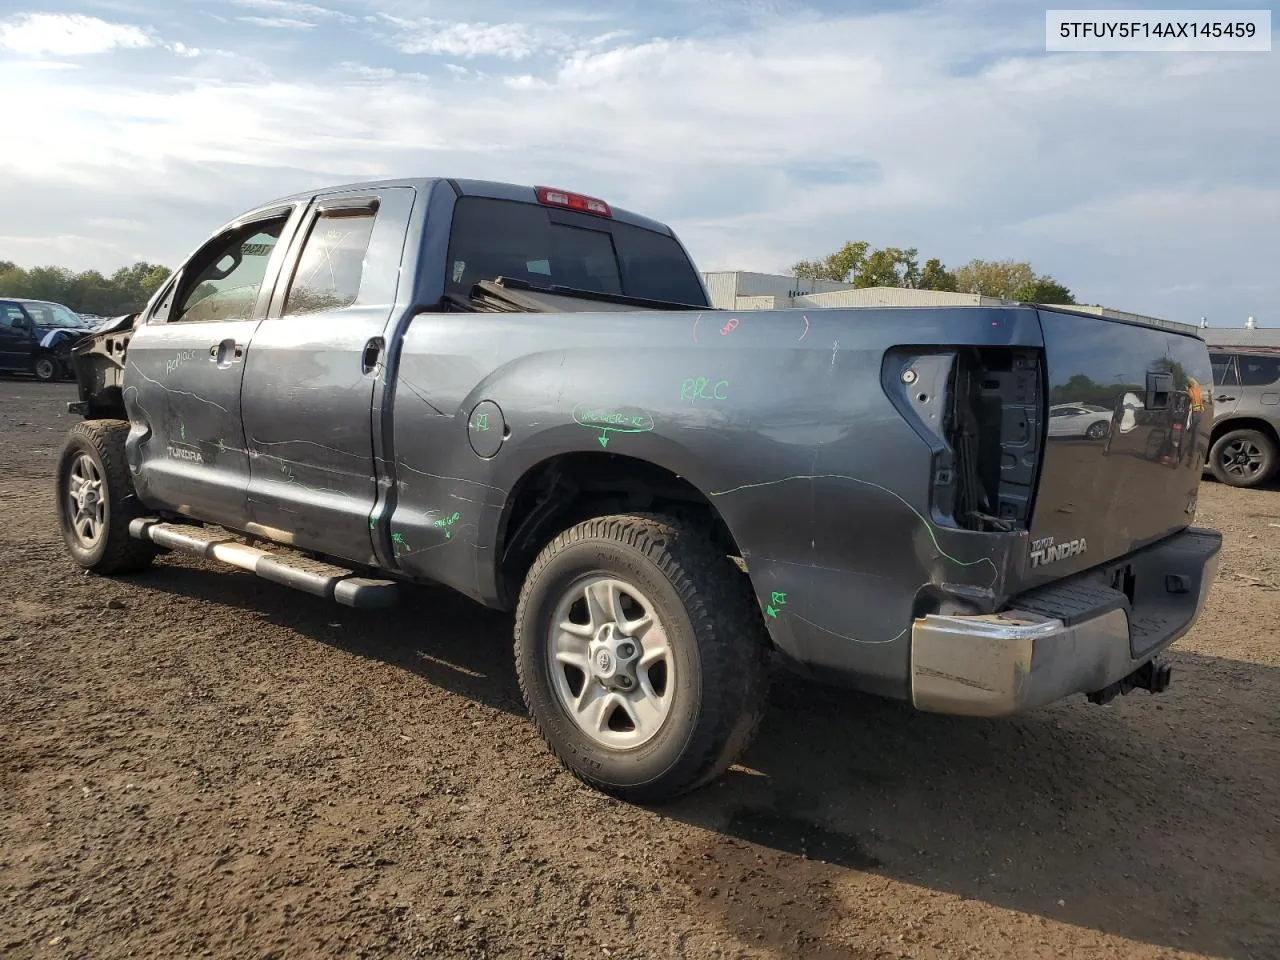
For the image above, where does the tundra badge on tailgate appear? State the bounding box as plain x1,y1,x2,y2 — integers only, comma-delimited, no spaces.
1030,535,1088,568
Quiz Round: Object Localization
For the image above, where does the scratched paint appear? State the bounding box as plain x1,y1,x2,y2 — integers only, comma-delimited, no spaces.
709,473,998,586
126,362,229,413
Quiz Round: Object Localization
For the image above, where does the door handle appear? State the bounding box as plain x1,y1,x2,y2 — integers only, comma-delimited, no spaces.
1214,394,1235,402
362,337,384,375
210,339,246,368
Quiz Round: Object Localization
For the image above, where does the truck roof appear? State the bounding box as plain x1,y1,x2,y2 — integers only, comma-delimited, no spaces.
257,177,677,237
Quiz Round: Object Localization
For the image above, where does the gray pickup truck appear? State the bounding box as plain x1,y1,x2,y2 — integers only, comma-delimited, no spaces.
57,177,1222,802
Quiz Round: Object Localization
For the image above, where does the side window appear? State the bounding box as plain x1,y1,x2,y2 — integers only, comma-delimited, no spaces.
1210,354,1239,387
148,275,180,323
283,208,377,316
171,216,289,323
3,304,27,327
1239,356,1280,387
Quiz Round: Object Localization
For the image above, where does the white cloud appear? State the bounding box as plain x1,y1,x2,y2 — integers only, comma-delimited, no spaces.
381,16,562,60
230,0,355,21
238,16,317,30
0,12,155,56
0,5,1275,324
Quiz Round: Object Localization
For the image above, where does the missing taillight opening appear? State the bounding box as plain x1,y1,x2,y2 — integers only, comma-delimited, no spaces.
949,347,1044,533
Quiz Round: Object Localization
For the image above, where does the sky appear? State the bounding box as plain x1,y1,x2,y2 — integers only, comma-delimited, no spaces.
0,0,1275,327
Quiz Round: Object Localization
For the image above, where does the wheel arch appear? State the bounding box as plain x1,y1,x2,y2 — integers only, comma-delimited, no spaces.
1209,416,1280,452
494,450,750,611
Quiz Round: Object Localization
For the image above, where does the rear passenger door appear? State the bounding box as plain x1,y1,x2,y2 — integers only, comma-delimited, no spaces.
122,204,305,529
1237,354,1280,414
241,186,416,565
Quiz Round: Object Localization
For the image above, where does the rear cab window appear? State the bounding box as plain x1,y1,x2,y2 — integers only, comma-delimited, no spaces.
444,196,708,306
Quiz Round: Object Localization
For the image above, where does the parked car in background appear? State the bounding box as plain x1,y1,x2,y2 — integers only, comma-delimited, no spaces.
1207,348,1280,487
1047,402,1113,440
0,298,96,381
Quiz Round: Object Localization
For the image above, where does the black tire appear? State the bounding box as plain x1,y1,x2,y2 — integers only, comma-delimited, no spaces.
1085,420,1109,441
1208,428,1277,488
32,351,60,383
55,419,157,574
514,514,771,804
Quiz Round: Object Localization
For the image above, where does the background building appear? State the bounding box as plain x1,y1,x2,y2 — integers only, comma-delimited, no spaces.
701,270,1202,335
1200,317,1280,349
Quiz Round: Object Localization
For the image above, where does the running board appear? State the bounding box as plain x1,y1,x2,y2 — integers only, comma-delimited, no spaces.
129,519,400,608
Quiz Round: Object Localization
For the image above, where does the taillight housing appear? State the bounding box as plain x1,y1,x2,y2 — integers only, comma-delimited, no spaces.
535,186,612,218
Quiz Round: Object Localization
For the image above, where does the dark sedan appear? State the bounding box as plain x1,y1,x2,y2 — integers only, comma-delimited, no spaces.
0,298,96,381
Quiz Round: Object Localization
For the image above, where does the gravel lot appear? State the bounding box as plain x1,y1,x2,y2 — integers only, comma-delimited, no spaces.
2,378,1277,960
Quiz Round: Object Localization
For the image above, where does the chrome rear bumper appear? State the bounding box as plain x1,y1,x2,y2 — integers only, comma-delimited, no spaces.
910,528,1221,716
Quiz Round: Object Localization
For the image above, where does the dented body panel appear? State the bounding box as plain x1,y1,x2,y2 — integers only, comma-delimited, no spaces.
67,176,1222,707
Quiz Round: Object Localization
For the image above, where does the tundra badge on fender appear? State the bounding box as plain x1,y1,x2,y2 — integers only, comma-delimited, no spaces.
1029,535,1087,568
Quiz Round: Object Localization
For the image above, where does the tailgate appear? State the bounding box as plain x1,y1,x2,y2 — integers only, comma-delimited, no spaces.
1025,309,1213,585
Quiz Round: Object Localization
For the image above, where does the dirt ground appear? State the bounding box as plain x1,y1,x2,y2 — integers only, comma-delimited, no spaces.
1,378,1277,960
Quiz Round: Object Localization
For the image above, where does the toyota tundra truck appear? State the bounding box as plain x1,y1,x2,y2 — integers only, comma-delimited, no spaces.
56,177,1222,803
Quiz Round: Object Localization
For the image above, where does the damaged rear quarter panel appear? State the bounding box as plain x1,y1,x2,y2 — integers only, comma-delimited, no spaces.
386,305,1044,700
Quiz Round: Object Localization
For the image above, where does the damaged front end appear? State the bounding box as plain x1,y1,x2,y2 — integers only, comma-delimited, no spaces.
67,314,136,420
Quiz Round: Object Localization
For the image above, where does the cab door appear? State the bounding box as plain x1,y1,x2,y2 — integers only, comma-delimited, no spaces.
122,203,306,529
1209,353,1241,421
240,186,415,565
0,302,33,370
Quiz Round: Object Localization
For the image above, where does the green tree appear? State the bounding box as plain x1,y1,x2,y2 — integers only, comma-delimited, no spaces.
854,246,920,289
951,259,1075,303
792,240,869,283
953,259,1036,297
1009,275,1075,305
0,259,171,314
919,258,957,292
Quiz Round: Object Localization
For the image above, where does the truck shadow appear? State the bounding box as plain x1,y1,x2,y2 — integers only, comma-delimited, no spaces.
130,561,1278,959
664,667,1278,959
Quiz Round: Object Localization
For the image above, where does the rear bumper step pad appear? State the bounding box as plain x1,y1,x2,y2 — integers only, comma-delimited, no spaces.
129,519,398,608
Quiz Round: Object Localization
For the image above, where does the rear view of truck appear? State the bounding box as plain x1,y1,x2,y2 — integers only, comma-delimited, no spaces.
908,307,1220,716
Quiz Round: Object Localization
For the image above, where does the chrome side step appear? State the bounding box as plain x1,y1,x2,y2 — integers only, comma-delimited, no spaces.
129,519,399,608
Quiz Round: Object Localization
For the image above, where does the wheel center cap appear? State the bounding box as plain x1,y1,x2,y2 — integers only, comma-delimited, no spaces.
589,623,640,687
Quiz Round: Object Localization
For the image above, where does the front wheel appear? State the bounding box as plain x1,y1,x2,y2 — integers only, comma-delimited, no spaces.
1085,420,1109,441
514,514,771,804
33,352,60,382
55,419,157,574
1208,428,1277,488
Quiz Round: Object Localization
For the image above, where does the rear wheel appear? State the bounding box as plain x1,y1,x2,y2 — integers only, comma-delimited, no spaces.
33,352,60,382
1209,428,1276,488
514,514,771,804
55,420,157,574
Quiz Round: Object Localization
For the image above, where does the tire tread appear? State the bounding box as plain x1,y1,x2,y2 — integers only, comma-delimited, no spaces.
514,513,771,804
57,419,156,574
